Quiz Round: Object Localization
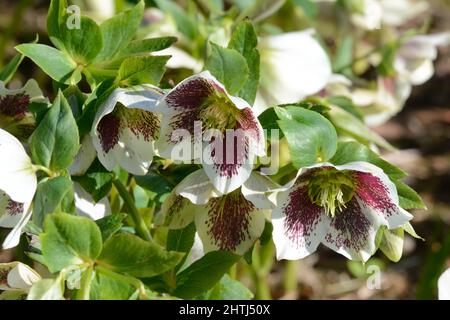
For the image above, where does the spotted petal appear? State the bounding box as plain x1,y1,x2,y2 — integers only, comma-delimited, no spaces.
161,190,196,229
91,85,162,175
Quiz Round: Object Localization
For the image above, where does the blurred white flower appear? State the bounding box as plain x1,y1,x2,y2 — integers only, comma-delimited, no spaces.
380,0,429,27
438,268,450,300
255,30,332,115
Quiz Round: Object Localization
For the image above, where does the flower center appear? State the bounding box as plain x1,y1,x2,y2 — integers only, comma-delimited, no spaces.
199,94,238,132
0,93,30,119
307,168,355,218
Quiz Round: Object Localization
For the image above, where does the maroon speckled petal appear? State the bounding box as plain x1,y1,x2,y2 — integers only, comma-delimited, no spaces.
97,113,122,153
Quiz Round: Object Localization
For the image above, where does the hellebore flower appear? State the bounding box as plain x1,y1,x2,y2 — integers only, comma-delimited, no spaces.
162,169,278,255
0,262,40,300
0,80,47,141
255,29,332,115
69,134,97,176
395,32,450,86
156,71,265,194
272,162,413,262
0,128,37,249
438,268,450,300
380,0,429,27
91,85,163,175
73,182,111,221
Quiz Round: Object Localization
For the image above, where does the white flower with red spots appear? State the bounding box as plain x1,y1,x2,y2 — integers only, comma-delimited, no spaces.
162,169,279,255
0,128,37,249
272,162,413,262
0,262,40,300
0,79,48,141
156,71,265,194
91,85,163,175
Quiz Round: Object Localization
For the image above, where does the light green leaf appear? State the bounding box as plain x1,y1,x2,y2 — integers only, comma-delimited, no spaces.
32,176,74,228
90,271,136,300
327,107,394,150
95,1,145,62
117,55,170,86
47,0,66,49
395,180,426,210
15,44,80,84
41,213,103,273
27,278,65,300
402,222,424,240
120,37,178,56
276,106,338,168
30,90,80,171
228,19,259,104
293,0,318,20
0,53,24,83
199,274,253,300
95,213,127,242
155,0,197,40
98,233,184,278
205,43,249,95
174,251,241,299
378,227,404,262
61,16,103,64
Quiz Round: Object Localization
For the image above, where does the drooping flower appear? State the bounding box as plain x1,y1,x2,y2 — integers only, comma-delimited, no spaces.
438,268,450,300
394,32,450,86
73,182,111,221
91,85,163,175
162,169,278,255
69,134,97,176
0,80,48,141
0,128,37,249
272,162,413,262
380,0,429,27
156,71,265,194
255,29,332,115
0,262,40,300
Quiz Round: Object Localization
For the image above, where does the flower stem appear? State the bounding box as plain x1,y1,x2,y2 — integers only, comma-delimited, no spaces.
113,178,152,242
32,165,54,177
76,266,94,300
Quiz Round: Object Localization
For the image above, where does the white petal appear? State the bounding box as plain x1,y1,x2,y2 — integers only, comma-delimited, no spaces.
74,183,110,220
0,129,37,203
0,192,27,228
256,30,332,110
161,191,196,229
0,79,48,104
7,263,41,291
175,169,221,205
438,268,450,300
241,172,281,209
69,135,97,176
2,201,32,249
380,0,429,27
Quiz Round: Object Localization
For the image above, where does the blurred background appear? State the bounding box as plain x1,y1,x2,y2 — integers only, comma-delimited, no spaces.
0,0,449,299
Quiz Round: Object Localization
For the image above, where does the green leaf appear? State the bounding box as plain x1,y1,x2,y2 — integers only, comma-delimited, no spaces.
47,0,66,49
199,274,253,300
27,278,65,300
120,37,178,56
117,55,170,86
167,222,196,272
95,213,127,242
293,0,318,20
276,106,338,168
205,43,249,95
174,251,241,299
0,53,24,83
377,42,398,77
95,1,145,62
90,271,136,300
378,227,404,262
135,171,174,195
327,107,394,150
228,19,260,104
98,233,184,278
41,213,103,273
330,141,406,180
333,35,353,75
258,108,282,138
15,44,81,84
32,176,73,228
30,90,80,171
73,171,113,203
327,96,364,121
61,16,103,64
395,180,426,210
155,0,197,40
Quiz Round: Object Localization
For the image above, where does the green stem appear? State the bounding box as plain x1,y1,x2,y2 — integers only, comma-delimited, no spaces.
76,266,94,300
249,245,272,300
32,164,54,177
283,260,298,293
113,178,152,241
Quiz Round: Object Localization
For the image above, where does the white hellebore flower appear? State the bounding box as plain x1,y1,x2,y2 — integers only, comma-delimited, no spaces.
0,128,37,249
348,0,383,30
255,29,332,115
380,0,429,27
156,71,266,194
74,182,111,221
438,268,450,300
272,162,413,262
91,85,163,175
162,169,279,255
395,32,450,86
0,262,41,300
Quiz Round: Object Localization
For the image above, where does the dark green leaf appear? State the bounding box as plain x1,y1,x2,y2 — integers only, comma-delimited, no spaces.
95,213,127,242
395,180,426,210
120,37,177,56
73,171,113,203
0,53,24,83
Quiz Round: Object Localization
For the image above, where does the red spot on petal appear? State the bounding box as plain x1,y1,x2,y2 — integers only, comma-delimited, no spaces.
0,94,30,119
128,110,160,142
6,199,24,216
97,113,121,153
166,77,214,110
